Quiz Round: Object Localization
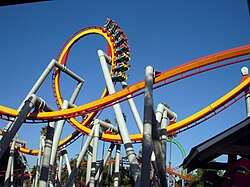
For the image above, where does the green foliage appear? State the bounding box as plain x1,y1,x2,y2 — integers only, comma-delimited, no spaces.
101,165,134,186
101,164,112,186
59,156,88,185
188,168,224,186
162,103,170,109
40,125,47,136
104,118,111,124
119,166,134,186
114,112,127,125
188,169,205,186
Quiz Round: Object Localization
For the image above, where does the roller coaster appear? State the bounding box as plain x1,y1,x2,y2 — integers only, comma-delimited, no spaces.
0,18,249,186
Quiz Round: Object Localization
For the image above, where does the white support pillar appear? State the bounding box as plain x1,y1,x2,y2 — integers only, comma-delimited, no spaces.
11,156,14,187
113,144,121,187
57,154,63,184
89,121,100,187
156,103,177,172
121,81,143,133
4,141,15,187
241,67,250,117
95,143,115,186
2,59,57,136
33,135,45,187
98,50,140,181
86,140,93,185
65,126,96,187
63,150,72,175
160,110,168,170
50,100,69,167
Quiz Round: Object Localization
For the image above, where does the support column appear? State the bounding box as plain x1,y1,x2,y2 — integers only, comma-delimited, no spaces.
1,59,57,140
11,154,14,187
97,119,119,133
65,126,96,187
89,122,100,187
160,109,168,171
141,66,154,186
4,141,15,187
113,144,121,187
95,143,115,186
155,103,166,172
39,121,55,187
98,50,140,181
241,67,250,117
21,153,32,181
86,141,93,186
0,95,40,160
57,153,63,185
55,149,72,187
50,100,69,166
63,150,72,175
69,81,84,104
141,66,167,186
169,138,172,169
33,135,45,187
121,81,143,133
151,88,167,186
48,100,69,187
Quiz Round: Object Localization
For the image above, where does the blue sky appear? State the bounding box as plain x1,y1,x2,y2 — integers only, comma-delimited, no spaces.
0,0,250,169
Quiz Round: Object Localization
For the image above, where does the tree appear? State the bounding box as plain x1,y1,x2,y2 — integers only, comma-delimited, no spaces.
102,164,112,186
188,169,204,187
0,147,27,186
162,103,170,109
119,166,134,186
104,118,111,124
40,125,47,136
188,168,224,186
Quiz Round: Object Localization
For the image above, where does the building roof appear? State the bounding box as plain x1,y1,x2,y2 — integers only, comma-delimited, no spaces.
182,117,250,172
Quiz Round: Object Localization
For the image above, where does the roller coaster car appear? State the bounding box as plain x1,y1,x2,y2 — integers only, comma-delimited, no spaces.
116,53,130,63
104,18,114,29
102,18,115,33
113,28,123,39
108,23,118,34
116,45,130,55
120,33,128,41
112,71,128,82
114,63,130,72
115,36,128,47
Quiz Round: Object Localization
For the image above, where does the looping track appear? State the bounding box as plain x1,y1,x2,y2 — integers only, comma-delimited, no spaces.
0,20,250,155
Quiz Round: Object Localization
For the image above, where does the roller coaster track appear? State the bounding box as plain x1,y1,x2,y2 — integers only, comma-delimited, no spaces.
0,19,249,155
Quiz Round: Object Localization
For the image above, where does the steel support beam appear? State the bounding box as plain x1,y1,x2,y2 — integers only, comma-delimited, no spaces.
141,66,154,187
98,50,140,181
